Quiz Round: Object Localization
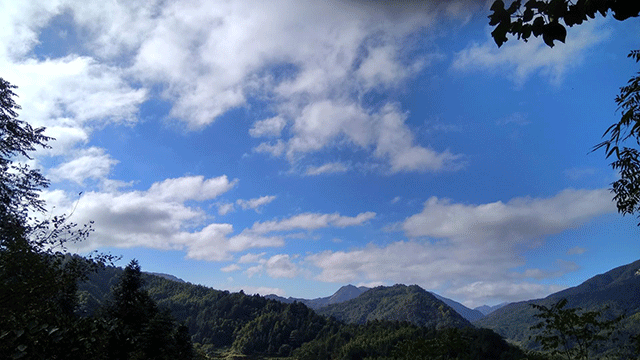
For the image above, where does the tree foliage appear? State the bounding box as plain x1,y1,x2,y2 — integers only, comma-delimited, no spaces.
488,0,640,48
0,77,194,359
529,298,621,360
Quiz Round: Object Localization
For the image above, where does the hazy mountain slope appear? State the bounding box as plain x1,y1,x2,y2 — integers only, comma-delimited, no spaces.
265,284,369,309
475,303,508,316
317,284,472,329
475,258,640,351
431,292,485,322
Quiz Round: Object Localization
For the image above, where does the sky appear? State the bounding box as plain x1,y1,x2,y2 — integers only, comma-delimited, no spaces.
2,0,640,308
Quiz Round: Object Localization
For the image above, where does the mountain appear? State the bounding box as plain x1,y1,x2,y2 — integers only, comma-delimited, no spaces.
147,272,185,283
475,303,508,316
475,258,640,352
431,292,485,322
265,284,369,309
316,284,472,329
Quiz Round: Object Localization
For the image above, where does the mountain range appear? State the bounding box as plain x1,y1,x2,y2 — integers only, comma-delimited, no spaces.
475,258,640,352
266,285,492,322
79,257,640,356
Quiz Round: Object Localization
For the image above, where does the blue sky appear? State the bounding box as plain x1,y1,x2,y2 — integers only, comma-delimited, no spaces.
3,0,639,307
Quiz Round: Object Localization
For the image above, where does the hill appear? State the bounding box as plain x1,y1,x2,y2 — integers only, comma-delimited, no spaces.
475,303,508,316
316,284,473,329
77,266,532,359
475,258,640,353
431,292,485,322
265,284,369,309
267,284,487,322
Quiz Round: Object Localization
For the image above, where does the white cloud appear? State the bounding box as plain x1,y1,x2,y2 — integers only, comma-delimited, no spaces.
147,175,237,202
217,202,235,215
250,211,376,234
40,175,280,261
221,264,241,272
402,188,614,241
238,252,266,264
2,1,471,173
567,246,587,255
249,116,286,138
449,281,568,308
452,20,610,85
265,254,298,278
253,140,286,157
236,195,277,212
307,188,614,306
49,147,118,185
244,254,300,278
305,162,349,176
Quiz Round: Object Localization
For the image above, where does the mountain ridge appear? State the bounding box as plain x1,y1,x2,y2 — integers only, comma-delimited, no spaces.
316,284,473,329
475,258,640,353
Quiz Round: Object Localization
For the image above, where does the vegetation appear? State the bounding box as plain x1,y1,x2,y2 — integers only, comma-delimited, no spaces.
317,284,472,329
489,0,640,224
475,259,640,357
529,298,621,360
0,77,195,359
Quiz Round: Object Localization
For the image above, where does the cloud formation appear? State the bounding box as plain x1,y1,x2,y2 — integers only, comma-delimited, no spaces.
452,19,610,85
307,188,614,306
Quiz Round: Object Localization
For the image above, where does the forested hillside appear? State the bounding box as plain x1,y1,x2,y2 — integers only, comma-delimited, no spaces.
78,266,540,359
475,259,640,355
316,284,472,329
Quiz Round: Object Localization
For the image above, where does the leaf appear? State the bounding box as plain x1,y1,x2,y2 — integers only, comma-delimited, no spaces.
531,16,545,36
523,8,534,22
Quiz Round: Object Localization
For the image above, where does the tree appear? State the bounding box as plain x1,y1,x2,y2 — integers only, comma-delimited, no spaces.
0,77,113,359
488,1,640,224
102,260,195,360
529,299,621,360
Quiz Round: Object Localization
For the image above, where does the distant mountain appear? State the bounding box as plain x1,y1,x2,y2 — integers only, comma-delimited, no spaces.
431,292,485,322
147,272,185,283
265,284,369,309
474,303,508,316
475,258,640,352
316,284,472,329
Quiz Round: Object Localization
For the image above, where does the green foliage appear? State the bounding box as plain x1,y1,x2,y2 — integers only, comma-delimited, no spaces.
594,50,640,223
294,321,538,360
488,0,639,48
0,77,109,359
529,299,621,360
317,284,471,329
476,259,640,357
99,260,196,360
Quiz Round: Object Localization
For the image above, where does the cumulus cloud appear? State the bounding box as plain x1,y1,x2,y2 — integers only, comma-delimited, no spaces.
147,175,238,202
402,188,614,241
217,202,235,215
1,1,477,174
49,147,118,185
305,162,349,176
236,195,277,212
250,211,376,234
307,188,614,306
244,254,299,278
221,264,241,272
452,19,610,85
249,116,286,138
40,175,283,261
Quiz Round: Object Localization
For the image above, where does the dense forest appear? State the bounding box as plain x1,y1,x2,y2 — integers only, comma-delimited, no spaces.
78,265,543,359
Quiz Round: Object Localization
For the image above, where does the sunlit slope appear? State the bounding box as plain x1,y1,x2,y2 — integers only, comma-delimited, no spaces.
474,259,640,349
316,284,472,329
